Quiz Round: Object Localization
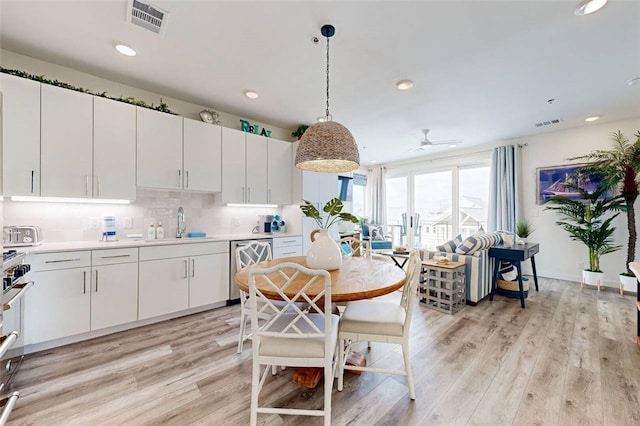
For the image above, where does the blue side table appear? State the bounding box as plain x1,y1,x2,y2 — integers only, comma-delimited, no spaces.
488,242,540,308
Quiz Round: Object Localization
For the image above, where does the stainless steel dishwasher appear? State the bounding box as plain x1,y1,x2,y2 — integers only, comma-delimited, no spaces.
228,238,273,305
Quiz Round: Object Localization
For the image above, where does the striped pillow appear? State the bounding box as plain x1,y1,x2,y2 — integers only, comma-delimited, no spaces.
456,232,502,255
435,234,463,252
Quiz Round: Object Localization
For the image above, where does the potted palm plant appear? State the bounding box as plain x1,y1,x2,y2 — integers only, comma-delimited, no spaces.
544,178,625,290
516,219,534,244
569,130,640,292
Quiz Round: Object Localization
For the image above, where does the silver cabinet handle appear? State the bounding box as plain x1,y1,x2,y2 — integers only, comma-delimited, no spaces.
86,175,90,196
95,270,99,292
31,170,35,193
281,251,297,255
45,258,81,264
191,258,195,277
0,334,19,364
248,187,251,202
83,271,86,294
100,254,131,259
0,391,20,426
184,260,188,278
185,170,189,188
178,170,182,188
96,175,101,197
3,281,34,311
268,188,271,203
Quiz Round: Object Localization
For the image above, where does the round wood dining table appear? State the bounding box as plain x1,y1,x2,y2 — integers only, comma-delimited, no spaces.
234,256,407,302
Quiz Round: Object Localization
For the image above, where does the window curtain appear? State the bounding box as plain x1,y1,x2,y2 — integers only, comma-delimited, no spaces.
488,145,520,232
368,166,386,225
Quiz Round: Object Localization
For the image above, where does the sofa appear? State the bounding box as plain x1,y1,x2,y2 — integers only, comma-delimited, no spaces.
360,223,393,251
419,232,504,304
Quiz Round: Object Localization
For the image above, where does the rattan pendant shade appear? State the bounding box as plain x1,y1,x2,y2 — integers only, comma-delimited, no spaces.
295,24,360,173
295,121,359,172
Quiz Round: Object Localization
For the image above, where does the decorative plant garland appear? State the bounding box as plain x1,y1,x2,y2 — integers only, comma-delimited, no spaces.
1,67,176,114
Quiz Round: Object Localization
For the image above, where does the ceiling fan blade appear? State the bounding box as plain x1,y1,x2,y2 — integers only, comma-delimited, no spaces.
429,140,464,146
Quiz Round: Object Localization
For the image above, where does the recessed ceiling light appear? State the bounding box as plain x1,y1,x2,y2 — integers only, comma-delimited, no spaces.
585,115,601,122
115,44,136,56
627,77,640,86
574,0,608,16
244,90,259,99
396,80,414,90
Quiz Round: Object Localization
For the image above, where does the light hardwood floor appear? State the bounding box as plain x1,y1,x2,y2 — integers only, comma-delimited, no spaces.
7,277,640,425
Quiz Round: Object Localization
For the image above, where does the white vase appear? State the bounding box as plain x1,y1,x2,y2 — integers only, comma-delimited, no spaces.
582,270,605,291
619,274,637,295
307,228,342,270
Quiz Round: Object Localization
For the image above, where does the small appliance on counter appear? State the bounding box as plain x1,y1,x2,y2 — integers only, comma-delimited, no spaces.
257,215,274,234
3,225,43,247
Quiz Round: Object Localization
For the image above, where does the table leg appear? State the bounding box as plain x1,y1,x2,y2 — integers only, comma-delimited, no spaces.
515,261,525,308
489,258,499,301
530,255,539,291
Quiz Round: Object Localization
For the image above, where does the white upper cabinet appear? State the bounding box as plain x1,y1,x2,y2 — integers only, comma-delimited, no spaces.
267,138,293,205
1,73,41,196
93,97,136,200
41,84,93,198
137,107,183,189
183,118,222,192
245,133,268,204
221,127,248,203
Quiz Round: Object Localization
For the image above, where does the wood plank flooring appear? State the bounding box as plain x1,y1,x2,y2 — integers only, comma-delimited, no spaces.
6,277,640,425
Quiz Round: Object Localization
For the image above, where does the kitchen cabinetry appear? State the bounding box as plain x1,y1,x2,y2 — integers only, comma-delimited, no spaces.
221,128,268,203
137,107,183,189
272,235,303,258
25,251,92,345
1,73,41,196
267,138,293,205
24,249,139,345
183,118,222,192
138,241,229,320
40,84,93,198
93,97,137,200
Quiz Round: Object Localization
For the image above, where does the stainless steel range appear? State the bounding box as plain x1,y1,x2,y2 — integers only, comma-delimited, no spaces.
0,250,33,424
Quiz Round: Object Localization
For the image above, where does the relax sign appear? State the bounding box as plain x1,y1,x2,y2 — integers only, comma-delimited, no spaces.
240,119,272,137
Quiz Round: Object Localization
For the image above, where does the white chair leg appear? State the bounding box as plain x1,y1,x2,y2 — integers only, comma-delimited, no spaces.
324,359,333,426
271,365,277,375
250,359,260,426
337,338,345,391
402,341,415,400
237,312,247,353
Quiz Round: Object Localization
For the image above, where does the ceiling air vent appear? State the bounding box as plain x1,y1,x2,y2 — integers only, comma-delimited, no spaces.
127,0,169,36
534,118,562,128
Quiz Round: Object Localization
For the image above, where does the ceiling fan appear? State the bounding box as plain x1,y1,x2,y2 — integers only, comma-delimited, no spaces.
410,129,463,151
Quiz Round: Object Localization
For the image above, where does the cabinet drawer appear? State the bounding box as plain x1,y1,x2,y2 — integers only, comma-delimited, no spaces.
272,235,302,249
273,246,303,259
92,248,139,266
139,241,228,261
29,251,91,271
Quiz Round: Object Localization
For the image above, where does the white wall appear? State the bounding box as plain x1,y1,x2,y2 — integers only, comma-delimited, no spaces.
514,117,640,287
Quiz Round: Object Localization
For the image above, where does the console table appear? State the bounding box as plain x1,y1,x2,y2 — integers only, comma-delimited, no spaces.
489,242,540,308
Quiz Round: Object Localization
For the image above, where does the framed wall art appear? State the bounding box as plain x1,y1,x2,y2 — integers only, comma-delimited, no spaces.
536,163,603,204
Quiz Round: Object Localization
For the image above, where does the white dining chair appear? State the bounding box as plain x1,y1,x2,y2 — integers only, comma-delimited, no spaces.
248,262,339,426
235,241,273,353
337,250,421,399
339,236,371,258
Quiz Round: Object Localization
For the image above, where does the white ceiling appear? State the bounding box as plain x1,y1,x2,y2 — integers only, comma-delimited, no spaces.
1,0,639,166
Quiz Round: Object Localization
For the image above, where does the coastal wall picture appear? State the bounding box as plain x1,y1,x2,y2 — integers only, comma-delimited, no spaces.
536,163,602,204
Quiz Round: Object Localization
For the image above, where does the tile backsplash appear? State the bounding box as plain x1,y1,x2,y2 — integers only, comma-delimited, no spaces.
3,190,298,242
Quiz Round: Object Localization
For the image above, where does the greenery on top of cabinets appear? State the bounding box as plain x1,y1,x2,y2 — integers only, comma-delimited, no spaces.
0,67,176,115
292,124,309,139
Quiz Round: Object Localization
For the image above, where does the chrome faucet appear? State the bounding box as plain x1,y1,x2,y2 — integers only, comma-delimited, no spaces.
176,207,186,238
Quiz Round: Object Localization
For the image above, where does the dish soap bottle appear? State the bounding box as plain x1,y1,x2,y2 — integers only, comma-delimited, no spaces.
156,222,164,239
147,224,156,240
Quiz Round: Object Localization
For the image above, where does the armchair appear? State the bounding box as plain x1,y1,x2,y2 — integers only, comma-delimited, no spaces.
360,223,392,250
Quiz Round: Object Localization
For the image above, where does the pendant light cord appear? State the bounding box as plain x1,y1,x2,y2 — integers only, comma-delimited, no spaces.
325,35,330,121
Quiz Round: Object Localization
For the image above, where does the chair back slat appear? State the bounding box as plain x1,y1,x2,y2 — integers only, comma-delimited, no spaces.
401,251,422,327
236,241,273,271
339,236,371,257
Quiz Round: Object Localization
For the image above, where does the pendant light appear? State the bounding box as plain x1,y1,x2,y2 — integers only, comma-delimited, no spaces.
295,24,360,173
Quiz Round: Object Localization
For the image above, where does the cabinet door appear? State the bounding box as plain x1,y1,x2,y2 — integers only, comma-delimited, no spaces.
267,138,293,205
221,127,246,203
91,262,138,330
137,107,183,189
189,253,229,308
41,84,93,198
138,258,189,320
1,74,41,196
24,267,91,345
93,97,136,200
245,133,268,204
183,118,222,192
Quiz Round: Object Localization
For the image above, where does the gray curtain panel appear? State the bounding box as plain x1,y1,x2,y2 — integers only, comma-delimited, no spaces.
368,166,386,225
488,145,520,232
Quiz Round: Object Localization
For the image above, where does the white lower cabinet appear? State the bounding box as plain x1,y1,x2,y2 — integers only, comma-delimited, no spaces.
189,253,229,308
272,235,303,259
138,257,190,320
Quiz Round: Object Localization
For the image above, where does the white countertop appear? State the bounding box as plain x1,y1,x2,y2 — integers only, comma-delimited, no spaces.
12,232,302,254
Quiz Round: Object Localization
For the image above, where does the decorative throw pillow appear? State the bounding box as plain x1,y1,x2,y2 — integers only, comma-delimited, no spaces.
455,235,482,254
340,242,353,256
498,261,518,281
361,223,371,238
371,226,385,241
435,234,463,252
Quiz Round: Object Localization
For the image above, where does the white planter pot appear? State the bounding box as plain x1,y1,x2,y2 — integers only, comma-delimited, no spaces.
307,228,342,270
582,270,605,291
619,274,637,295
